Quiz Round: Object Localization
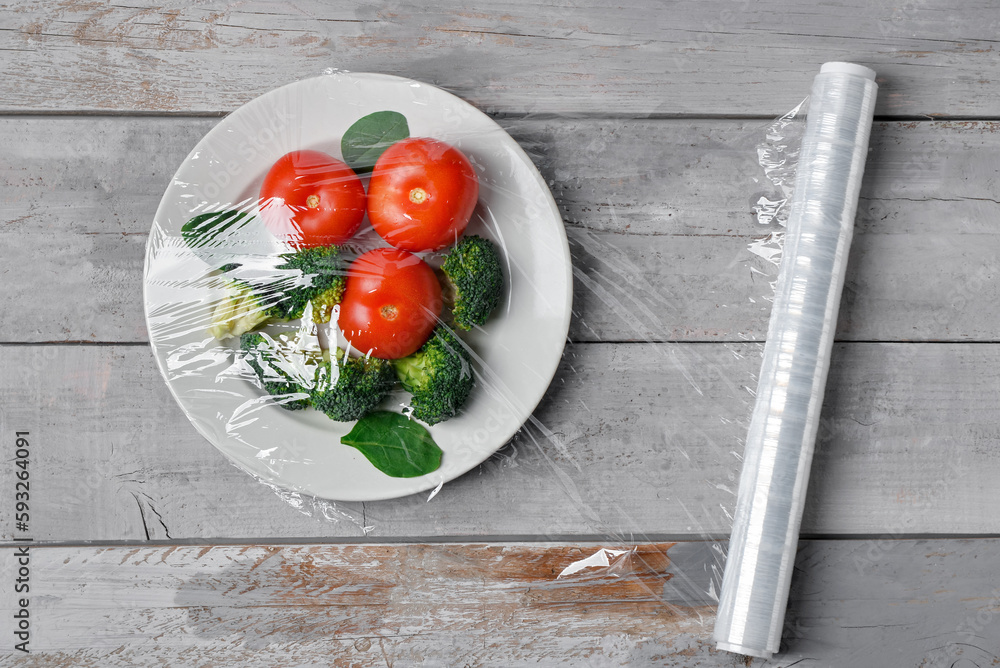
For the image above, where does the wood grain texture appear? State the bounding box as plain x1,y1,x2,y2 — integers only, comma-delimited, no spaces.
3,1,1000,116
4,117,1000,344
1,539,998,667
4,2,998,664
3,341,999,542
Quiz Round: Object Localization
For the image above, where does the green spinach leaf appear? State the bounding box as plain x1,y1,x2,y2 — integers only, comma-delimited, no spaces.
341,411,442,478
181,209,254,249
341,111,410,174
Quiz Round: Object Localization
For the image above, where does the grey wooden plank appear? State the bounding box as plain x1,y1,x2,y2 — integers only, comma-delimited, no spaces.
2,1,999,117
0,539,997,666
2,341,998,542
2,116,998,343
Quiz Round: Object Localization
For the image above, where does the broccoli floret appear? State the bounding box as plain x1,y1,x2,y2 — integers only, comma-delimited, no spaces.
311,349,397,422
209,273,285,340
393,327,474,425
239,331,324,411
440,235,504,331
270,245,346,323
208,245,346,340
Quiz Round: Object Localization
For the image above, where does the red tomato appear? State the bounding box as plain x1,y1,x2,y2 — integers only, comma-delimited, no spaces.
338,248,443,359
366,138,479,252
259,150,366,247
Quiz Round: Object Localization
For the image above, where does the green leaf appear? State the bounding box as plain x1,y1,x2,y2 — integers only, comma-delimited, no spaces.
181,209,254,249
341,111,409,174
341,411,442,478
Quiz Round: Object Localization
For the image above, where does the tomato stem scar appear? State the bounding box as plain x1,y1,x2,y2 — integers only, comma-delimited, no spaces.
380,304,399,321
306,194,320,208
408,187,428,204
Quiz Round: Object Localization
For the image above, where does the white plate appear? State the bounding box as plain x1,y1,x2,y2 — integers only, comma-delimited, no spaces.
144,72,571,501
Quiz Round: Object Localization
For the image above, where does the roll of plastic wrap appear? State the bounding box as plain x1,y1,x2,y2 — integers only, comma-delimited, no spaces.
713,62,878,658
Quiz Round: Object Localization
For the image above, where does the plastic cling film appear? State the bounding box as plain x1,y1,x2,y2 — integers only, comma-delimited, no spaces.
142,70,768,537
140,67,850,633
714,63,878,658
143,71,573,504
749,98,806,271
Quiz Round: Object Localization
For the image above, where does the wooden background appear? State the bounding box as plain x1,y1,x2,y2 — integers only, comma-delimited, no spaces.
3,1,1000,666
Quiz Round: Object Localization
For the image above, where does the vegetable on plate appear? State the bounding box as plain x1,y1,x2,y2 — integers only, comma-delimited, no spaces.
239,331,324,411
393,326,475,426
341,411,443,479
259,150,366,248
312,349,398,422
366,137,479,253
440,235,504,331
338,248,443,360
208,244,346,340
